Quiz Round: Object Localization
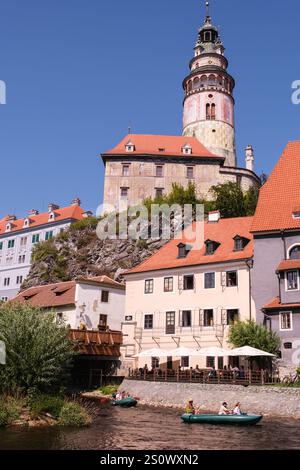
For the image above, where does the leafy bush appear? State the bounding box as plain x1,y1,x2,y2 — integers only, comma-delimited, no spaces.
58,402,90,427
0,303,75,394
0,396,23,426
229,320,281,355
69,217,99,232
98,385,118,396
28,395,64,419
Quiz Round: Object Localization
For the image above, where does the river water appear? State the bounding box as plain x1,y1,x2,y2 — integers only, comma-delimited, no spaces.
0,405,299,450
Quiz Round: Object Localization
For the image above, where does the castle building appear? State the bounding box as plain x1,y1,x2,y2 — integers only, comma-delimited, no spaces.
101,4,260,212
0,199,88,301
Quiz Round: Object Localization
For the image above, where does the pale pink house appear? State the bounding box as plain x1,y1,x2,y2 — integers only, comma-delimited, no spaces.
121,214,256,373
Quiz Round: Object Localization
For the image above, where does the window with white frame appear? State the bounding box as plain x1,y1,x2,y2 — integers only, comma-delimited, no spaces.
18,255,26,264
144,279,154,294
20,237,27,247
155,165,163,177
280,312,293,331
32,234,40,244
183,275,194,290
16,275,23,285
204,272,215,289
8,239,15,249
181,310,192,327
186,166,194,179
144,314,153,330
122,164,130,176
164,277,173,292
4,278,10,287
286,271,298,290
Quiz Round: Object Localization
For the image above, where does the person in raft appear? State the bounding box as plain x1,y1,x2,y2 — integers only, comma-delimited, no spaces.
218,402,231,415
186,399,196,415
233,402,243,415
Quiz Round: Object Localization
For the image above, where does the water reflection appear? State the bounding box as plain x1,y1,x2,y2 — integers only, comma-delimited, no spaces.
0,406,299,450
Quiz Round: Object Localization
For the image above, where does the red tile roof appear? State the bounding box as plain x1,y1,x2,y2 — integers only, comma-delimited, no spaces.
277,259,300,272
0,205,85,236
126,216,253,275
252,142,300,233
264,297,300,310
13,276,124,308
13,281,77,308
102,134,224,160
77,275,125,290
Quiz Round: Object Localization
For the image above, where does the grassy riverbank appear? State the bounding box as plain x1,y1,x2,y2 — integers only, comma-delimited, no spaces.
0,394,91,428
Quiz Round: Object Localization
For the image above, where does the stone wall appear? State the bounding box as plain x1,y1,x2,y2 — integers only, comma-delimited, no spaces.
121,379,300,419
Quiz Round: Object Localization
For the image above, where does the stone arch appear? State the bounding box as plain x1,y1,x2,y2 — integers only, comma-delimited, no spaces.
208,74,216,86
200,75,208,88
193,76,200,90
187,80,192,92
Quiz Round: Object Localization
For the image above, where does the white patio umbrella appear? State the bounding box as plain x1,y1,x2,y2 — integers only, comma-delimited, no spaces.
229,346,275,357
196,346,232,357
167,347,200,357
132,348,169,358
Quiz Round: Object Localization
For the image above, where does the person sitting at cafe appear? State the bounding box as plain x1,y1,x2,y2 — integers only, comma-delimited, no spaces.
186,399,196,415
218,402,231,415
194,365,201,375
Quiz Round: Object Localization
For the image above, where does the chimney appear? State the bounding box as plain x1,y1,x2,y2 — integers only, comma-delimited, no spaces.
48,203,60,213
71,197,81,206
208,211,221,223
28,209,39,216
245,145,254,172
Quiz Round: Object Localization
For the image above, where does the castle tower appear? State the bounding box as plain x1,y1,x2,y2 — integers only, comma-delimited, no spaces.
183,2,236,167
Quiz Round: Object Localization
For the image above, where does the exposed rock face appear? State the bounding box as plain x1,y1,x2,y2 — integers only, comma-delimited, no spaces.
22,219,166,289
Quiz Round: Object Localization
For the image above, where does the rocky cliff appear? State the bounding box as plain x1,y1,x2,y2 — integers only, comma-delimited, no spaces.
22,218,166,289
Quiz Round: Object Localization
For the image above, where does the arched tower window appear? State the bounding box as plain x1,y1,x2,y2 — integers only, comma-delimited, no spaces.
193,77,200,90
206,103,211,120
211,103,216,120
208,74,216,86
200,75,208,88
289,245,300,260
187,80,192,92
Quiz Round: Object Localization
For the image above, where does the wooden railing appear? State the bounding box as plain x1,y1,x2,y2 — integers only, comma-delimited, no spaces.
69,329,123,357
128,368,280,386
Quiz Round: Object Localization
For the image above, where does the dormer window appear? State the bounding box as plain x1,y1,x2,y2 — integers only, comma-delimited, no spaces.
5,223,12,232
48,212,55,222
158,148,165,153
233,236,250,252
177,243,191,259
182,144,192,155
293,211,300,219
205,240,220,256
125,142,135,153
23,218,30,228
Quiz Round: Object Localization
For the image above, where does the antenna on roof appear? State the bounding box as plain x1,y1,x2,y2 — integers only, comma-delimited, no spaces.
128,125,132,134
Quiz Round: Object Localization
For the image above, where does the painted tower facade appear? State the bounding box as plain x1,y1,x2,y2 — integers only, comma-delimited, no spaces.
183,4,236,167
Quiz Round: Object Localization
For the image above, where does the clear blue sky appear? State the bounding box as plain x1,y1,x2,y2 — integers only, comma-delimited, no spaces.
0,0,299,216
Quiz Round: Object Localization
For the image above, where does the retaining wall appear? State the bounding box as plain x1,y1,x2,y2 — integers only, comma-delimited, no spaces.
121,379,300,418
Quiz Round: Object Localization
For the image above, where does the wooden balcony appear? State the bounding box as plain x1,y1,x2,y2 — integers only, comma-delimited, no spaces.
69,329,123,357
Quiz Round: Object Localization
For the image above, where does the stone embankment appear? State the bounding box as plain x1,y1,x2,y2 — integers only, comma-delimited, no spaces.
121,379,300,419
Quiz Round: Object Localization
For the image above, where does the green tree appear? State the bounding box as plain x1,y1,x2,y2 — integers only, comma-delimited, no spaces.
244,187,259,216
229,320,281,355
210,182,246,218
0,303,75,394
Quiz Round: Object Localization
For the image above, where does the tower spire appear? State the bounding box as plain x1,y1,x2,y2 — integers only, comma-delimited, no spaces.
205,1,210,18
